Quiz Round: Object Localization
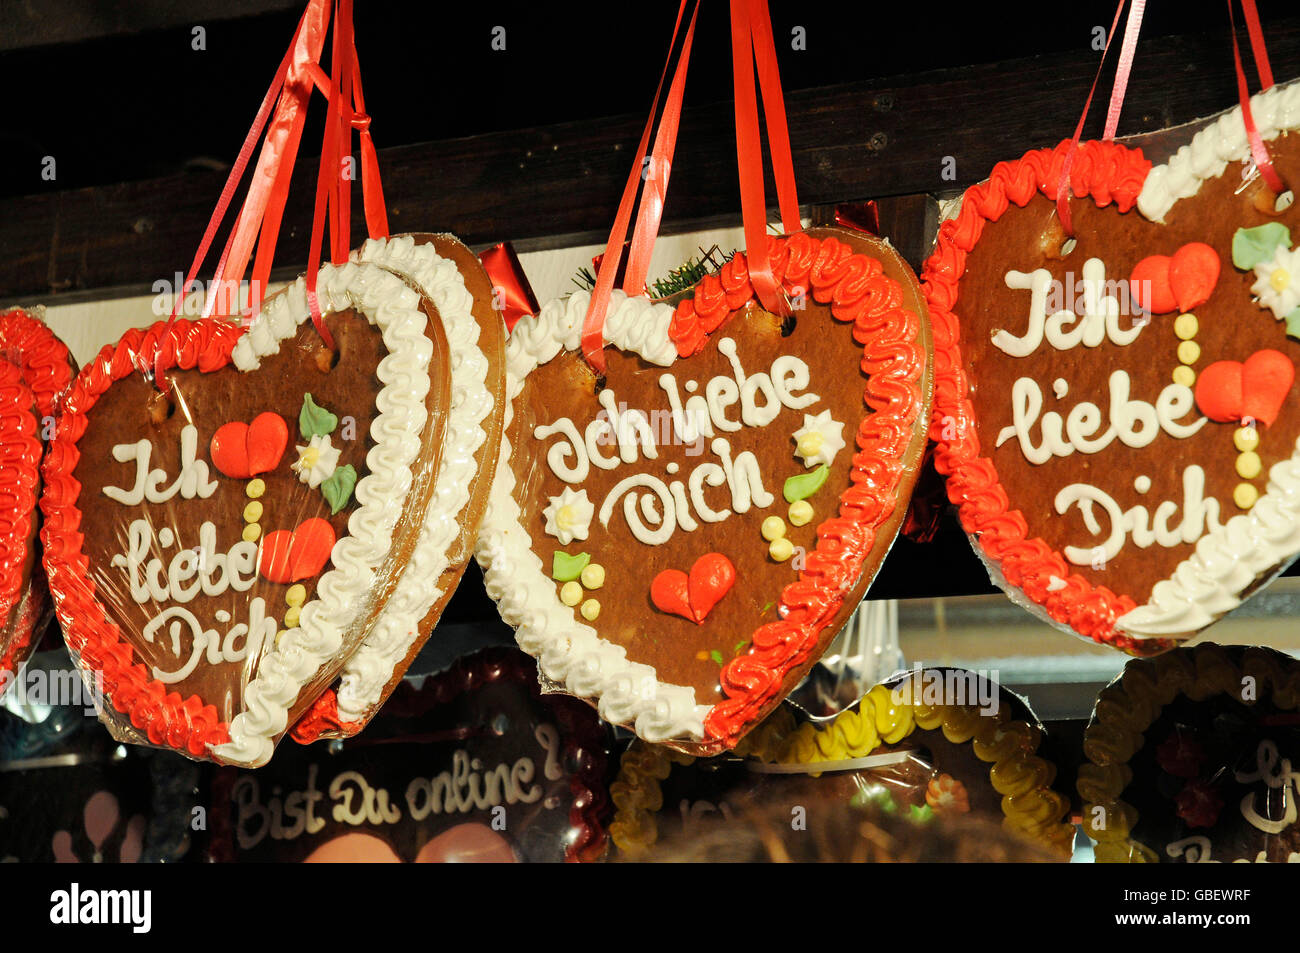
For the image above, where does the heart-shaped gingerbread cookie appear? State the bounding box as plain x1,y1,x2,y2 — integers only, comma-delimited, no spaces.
477,227,932,753
0,308,75,698
41,261,452,766
293,234,506,741
923,84,1300,652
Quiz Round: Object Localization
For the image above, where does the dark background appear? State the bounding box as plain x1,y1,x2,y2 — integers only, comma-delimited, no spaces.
0,0,1293,197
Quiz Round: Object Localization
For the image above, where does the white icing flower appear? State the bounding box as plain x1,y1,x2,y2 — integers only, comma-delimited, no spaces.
792,410,846,468
292,434,340,488
542,487,594,544
1252,244,1300,320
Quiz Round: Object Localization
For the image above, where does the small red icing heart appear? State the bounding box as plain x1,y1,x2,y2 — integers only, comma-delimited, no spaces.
211,412,289,479
651,553,737,624
259,517,336,584
1195,349,1295,427
1168,242,1220,312
1130,255,1176,315
687,552,736,621
650,569,695,622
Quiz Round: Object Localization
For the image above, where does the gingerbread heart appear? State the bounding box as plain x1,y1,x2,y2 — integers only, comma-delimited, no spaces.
922,83,1300,651
477,227,932,754
0,308,75,700
292,234,507,742
41,261,453,766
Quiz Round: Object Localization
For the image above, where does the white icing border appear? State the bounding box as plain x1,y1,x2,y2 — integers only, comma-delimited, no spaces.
475,290,714,742
330,236,495,723
1118,82,1300,638
209,261,432,765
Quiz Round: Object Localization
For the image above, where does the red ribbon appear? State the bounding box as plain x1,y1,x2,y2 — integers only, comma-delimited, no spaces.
1056,0,1139,238
580,0,695,376
304,0,389,351
479,242,539,334
731,0,800,314
158,1,328,387
1229,0,1286,195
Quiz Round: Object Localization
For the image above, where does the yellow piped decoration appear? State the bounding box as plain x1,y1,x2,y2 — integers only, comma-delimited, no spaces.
242,524,261,543
1233,482,1259,510
246,478,266,499
243,501,263,523
1172,365,1195,388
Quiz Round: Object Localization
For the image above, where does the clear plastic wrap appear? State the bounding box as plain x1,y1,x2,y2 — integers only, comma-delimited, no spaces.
0,308,76,700
1079,642,1300,862
611,665,1076,858
476,226,933,757
920,84,1300,654
41,261,455,767
208,647,613,862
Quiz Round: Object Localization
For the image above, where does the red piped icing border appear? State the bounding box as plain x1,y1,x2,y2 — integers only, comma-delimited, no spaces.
40,319,243,757
0,309,73,693
920,139,1170,655
292,682,350,740
667,232,928,747
0,363,42,678
210,647,613,863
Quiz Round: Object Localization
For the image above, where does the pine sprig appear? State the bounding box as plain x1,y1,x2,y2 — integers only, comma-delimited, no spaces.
569,245,735,299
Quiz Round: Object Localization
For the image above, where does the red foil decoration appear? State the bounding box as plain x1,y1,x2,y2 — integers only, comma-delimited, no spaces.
834,201,880,237
479,242,540,334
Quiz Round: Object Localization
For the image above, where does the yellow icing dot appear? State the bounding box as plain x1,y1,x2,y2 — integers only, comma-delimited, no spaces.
556,505,576,529
580,563,605,590
1271,268,1291,292
246,478,266,499
696,650,709,661
796,431,824,458
560,581,582,606
1234,482,1260,510
1172,365,1196,388
788,499,814,526
1236,451,1262,480
1177,340,1201,365
286,584,307,608
580,598,600,621
1234,426,1260,452
243,501,263,523
284,606,301,628
242,524,261,543
301,446,320,469
769,537,794,562
1173,313,1199,340
761,516,786,541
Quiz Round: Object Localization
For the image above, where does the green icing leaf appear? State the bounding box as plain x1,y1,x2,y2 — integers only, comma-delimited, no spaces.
733,640,749,655
1286,308,1300,340
709,650,724,665
908,804,935,824
321,464,357,515
551,551,591,582
1232,223,1292,270
300,393,338,440
851,786,897,814
783,464,829,503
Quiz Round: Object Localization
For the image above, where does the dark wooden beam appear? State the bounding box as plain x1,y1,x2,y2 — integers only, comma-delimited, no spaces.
2,18,1299,304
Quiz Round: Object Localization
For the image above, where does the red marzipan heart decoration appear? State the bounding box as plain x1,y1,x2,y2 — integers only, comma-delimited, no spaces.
1129,242,1220,315
259,517,337,584
1195,350,1295,427
651,553,736,624
210,412,289,479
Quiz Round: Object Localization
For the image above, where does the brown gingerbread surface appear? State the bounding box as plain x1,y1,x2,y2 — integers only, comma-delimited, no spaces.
959,143,1300,605
74,305,450,729
510,231,930,706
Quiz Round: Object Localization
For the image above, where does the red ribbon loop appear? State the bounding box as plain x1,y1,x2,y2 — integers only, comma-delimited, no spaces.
732,0,799,315
580,0,695,375
1230,0,1286,195
1055,0,1136,238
